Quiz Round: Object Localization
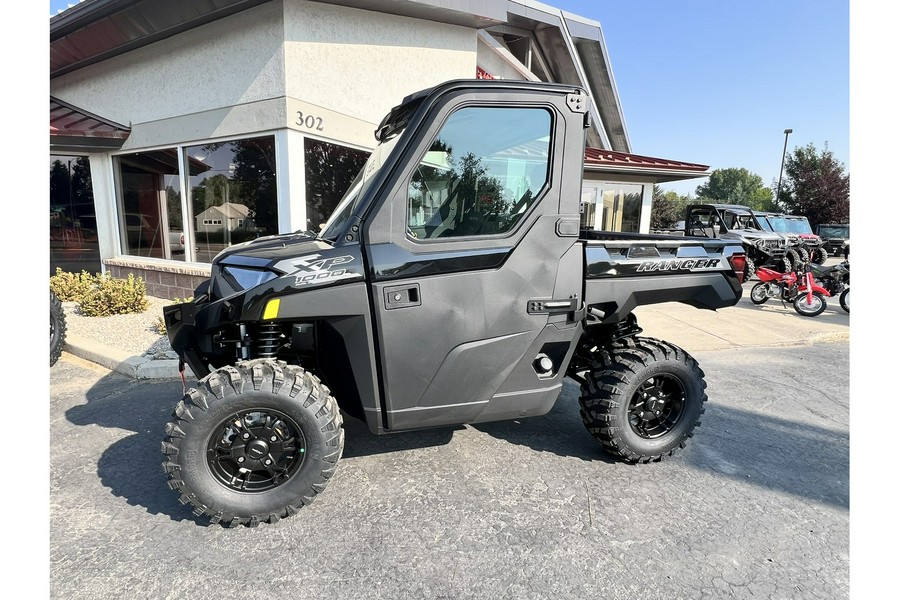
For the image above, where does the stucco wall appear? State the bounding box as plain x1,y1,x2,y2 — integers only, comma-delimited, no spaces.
50,1,286,129
475,38,529,81
283,0,476,125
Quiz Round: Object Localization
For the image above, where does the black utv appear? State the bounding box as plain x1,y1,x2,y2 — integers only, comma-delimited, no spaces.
162,80,745,527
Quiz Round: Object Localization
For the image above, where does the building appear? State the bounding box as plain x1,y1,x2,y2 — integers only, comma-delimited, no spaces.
49,0,708,298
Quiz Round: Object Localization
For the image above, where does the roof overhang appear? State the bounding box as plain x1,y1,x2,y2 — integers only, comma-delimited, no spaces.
583,148,709,184
50,0,274,79
50,96,131,153
50,0,631,152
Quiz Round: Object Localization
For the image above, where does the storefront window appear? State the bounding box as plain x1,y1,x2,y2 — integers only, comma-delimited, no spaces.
116,149,184,261
304,138,370,232
581,182,644,232
187,136,278,263
50,155,100,275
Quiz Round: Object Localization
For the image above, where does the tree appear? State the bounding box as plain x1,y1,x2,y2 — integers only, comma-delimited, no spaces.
650,185,689,228
304,139,370,231
777,143,849,228
695,168,777,211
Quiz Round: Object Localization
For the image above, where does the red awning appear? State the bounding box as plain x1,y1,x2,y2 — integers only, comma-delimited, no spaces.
585,147,707,171
50,96,130,152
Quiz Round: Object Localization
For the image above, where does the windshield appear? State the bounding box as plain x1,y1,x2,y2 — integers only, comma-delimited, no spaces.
319,134,403,241
818,225,849,238
785,218,813,234
756,215,775,232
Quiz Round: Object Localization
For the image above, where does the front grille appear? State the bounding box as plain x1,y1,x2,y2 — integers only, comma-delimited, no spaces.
755,239,785,250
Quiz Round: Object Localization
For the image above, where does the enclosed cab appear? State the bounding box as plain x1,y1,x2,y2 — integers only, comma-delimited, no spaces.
816,223,850,256
161,80,745,527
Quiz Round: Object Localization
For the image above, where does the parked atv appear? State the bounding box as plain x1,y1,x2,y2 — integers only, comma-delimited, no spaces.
754,212,828,264
51,290,67,366
816,223,850,257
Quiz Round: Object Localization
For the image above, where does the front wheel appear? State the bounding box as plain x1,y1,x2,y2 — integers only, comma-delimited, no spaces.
793,292,827,317
161,359,344,527
578,337,707,463
839,288,849,313
750,282,770,304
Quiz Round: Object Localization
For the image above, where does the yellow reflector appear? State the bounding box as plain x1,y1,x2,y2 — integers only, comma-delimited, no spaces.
263,298,280,320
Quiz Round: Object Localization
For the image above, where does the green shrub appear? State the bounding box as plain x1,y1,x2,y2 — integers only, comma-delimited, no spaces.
50,268,97,302
78,273,150,317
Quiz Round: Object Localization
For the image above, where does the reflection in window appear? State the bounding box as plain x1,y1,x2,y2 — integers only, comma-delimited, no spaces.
304,138,370,232
406,107,551,239
116,149,184,260
581,182,644,232
50,155,100,275
186,136,278,263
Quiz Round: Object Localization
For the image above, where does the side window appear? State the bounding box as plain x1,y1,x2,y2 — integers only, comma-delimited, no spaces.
407,107,551,239
722,211,737,229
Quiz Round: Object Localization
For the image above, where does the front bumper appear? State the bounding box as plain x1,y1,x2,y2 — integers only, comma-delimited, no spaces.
163,299,228,379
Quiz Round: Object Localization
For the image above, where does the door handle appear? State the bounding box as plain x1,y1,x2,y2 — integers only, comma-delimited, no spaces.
383,283,421,309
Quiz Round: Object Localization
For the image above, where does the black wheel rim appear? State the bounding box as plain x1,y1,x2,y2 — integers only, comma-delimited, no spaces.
628,374,686,439
207,409,306,492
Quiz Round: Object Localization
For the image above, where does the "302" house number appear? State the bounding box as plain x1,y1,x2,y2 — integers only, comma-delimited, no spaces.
296,111,325,132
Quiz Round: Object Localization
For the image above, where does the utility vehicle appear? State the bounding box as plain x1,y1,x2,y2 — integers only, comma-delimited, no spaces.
678,204,786,278
162,80,746,527
753,212,828,265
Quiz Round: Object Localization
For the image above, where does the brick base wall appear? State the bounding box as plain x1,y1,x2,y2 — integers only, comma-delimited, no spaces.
104,258,211,300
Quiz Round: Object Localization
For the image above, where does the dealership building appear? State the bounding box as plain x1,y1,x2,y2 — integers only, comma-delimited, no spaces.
50,0,708,298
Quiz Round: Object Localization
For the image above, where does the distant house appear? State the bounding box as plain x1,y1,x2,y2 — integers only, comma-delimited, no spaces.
194,202,252,233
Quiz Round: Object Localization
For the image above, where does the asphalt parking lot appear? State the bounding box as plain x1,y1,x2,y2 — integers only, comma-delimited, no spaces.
50,330,849,599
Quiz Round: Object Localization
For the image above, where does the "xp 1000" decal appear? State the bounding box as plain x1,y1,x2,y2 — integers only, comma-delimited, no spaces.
636,258,721,272
291,254,357,285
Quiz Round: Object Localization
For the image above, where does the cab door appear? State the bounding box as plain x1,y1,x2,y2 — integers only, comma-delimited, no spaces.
363,86,587,430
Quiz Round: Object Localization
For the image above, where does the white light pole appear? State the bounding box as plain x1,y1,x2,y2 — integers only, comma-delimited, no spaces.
775,128,793,206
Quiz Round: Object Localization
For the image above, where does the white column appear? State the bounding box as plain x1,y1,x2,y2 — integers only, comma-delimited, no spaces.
275,128,307,233
639,183,653,234
88,153,121,273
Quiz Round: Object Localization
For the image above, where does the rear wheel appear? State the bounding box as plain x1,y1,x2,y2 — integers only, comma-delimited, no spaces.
50,290,66,367
839,288,849,313
161,359,344,526
811,246,828,264
744,257,757,281
793,292,827,317
578,337,706,463
750,282,770,304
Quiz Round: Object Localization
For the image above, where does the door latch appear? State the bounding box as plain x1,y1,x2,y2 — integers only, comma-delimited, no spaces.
383,283,421,310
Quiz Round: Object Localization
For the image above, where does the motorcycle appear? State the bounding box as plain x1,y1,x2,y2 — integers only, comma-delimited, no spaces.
811,260,849,313
750,262,831,317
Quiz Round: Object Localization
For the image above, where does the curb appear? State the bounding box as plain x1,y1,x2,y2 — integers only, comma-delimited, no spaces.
64,334,191,380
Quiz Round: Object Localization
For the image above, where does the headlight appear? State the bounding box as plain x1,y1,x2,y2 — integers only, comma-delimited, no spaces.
222,266,278,291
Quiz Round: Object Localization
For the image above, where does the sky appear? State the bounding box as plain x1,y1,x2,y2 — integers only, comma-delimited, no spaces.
549,0,849,197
